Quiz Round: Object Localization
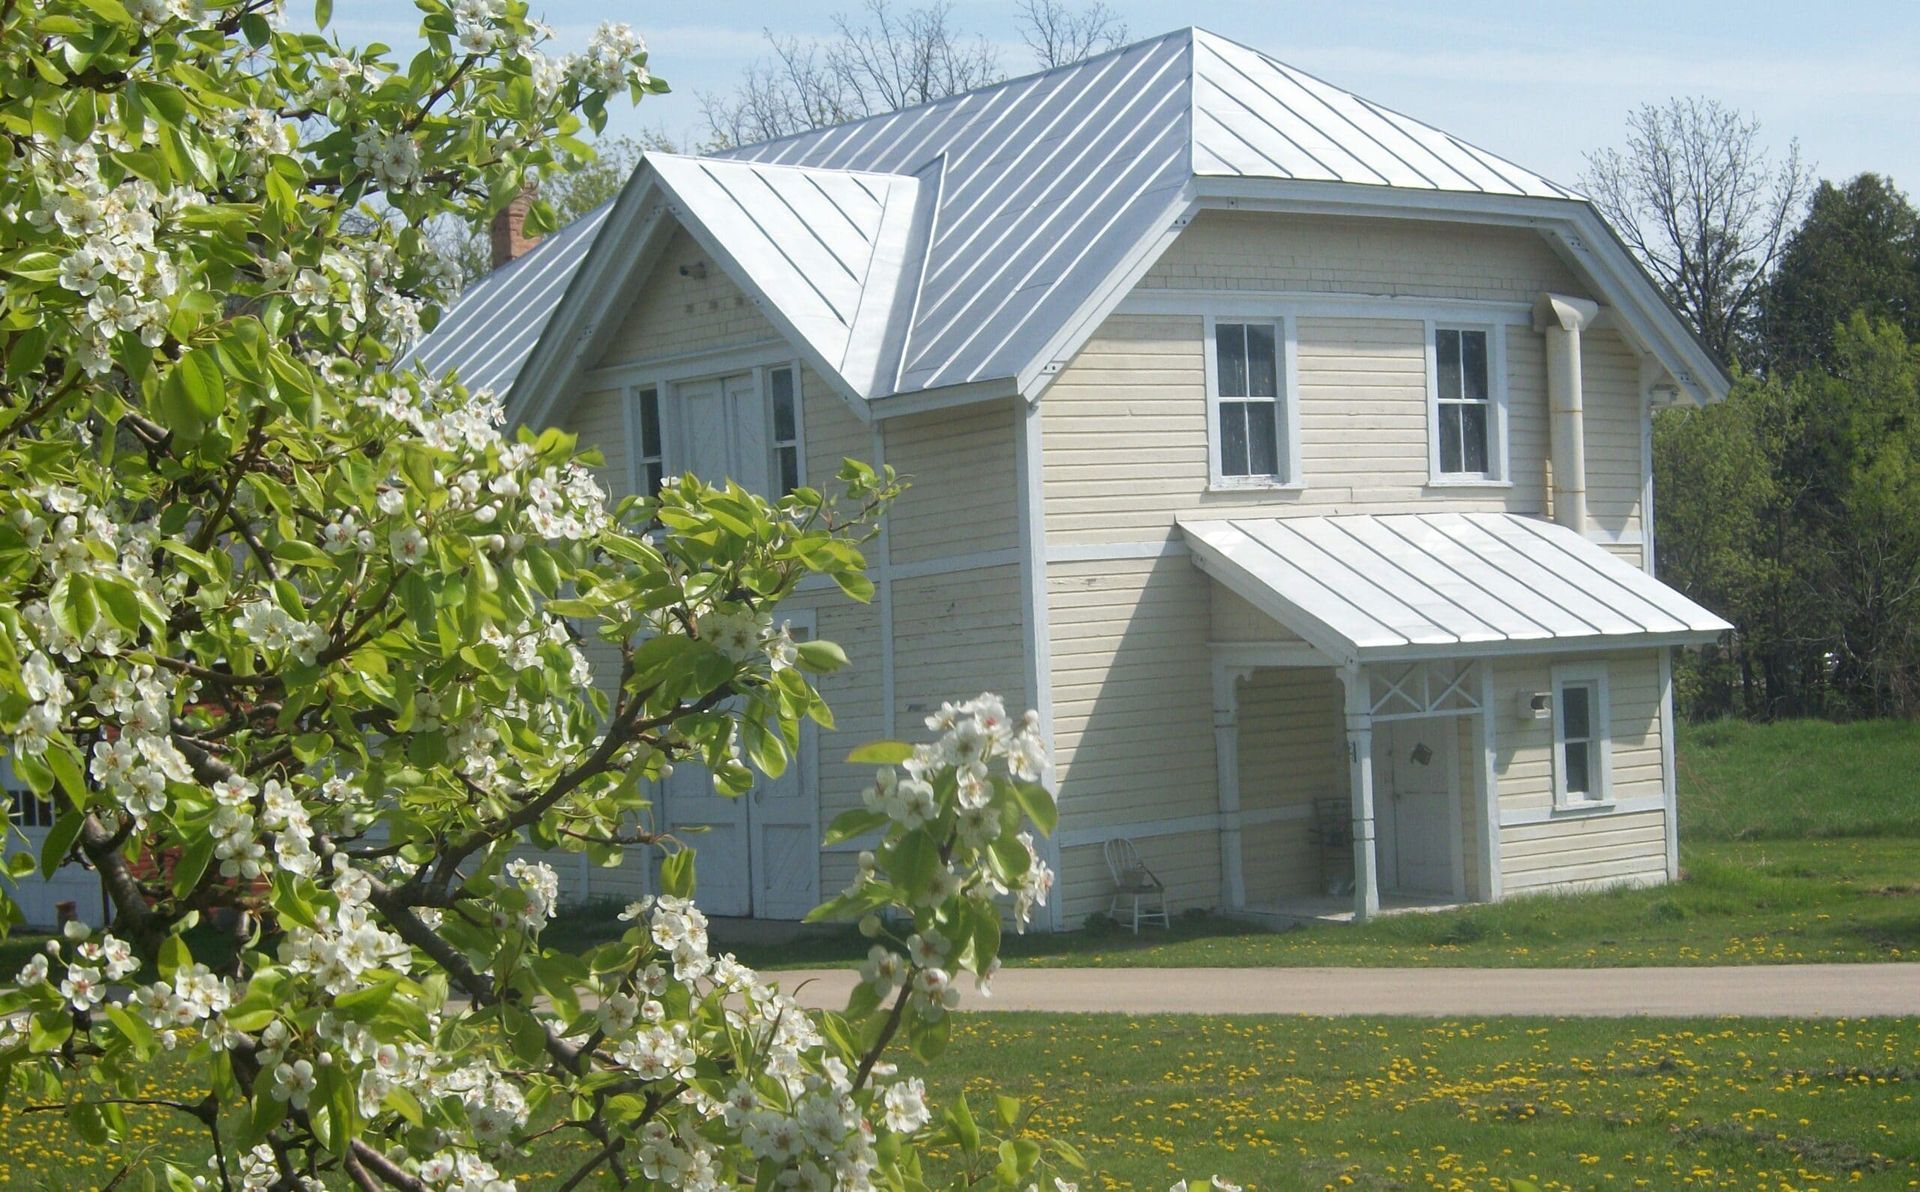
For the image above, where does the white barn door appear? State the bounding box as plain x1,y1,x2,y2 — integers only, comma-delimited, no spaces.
1372,719,1460,899
675,372,767,493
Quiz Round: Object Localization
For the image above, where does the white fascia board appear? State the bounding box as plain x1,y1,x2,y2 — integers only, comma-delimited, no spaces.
508,171,670,430
866,375,1021,420
1018,185,1200,402
1356,627,1728,665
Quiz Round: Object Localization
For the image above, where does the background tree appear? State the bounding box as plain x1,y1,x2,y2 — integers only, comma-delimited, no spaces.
1761,173,1920,372
702,0,1129,149
1581,97,1810,365
433,134,676,284
1017,0,1129,69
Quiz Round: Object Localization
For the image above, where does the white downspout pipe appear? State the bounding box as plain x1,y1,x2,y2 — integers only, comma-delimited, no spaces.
1533,293,1601,534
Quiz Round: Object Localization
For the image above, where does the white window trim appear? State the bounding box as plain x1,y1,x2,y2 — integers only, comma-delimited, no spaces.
622,383,666,498
758,360,807,493
1203,313,1302,490
616,350,805,499
1550,661,1613,809
1425,319,1510,487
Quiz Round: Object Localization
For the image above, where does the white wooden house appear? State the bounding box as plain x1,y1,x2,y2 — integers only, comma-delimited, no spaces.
346,29,1730,929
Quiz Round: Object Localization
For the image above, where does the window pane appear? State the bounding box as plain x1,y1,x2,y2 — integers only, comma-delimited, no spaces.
1461,330,1489,402
1438,403,1464,474
1461,402,1489,473
638,388,662,457
1561,683,1591,740
1216,324,1249,397
1220,401,1250,476
770,368,796,442
645,462,665,493
1436,328,1461,400
778,446,800,495
1245,324,1278,397
1564,740,1591,796
1246,401,1279,476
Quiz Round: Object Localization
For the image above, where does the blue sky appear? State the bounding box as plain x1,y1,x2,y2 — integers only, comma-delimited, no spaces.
334,0,1920,196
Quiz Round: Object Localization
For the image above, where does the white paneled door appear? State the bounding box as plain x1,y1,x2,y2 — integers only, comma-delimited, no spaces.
1372,718,1461,899
676,372,767,493
657,613,819,920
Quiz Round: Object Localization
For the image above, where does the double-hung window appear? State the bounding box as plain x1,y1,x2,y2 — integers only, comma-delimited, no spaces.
767,365,802,495
1430,324,1507,483
1210,319,1292,485
634,386,665,494
1551,663,1612,807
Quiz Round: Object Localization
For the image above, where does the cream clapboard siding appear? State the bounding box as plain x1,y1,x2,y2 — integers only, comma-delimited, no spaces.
884,401,1020,565
1141,211,1588,303
1048,555,1220,922
600,227,780,365
1234,667,1343,903
1212,587,1299,642
1493,650,1668,892
1042,212,1643,545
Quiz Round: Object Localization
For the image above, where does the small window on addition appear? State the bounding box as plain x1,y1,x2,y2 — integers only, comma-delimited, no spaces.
9,787,57,829
1552,664,1611,806
768,366,802,495
635,386,664,494
1435,327,1491,476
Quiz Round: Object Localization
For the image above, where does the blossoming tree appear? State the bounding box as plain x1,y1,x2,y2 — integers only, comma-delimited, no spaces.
0,0,1093,1188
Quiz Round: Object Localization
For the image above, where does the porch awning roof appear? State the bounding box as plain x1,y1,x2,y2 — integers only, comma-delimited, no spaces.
1179,512,1732,664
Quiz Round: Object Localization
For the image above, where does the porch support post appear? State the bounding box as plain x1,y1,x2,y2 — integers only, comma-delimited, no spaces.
1475,660,1502,902
1211,662,1250,910
1339,662,1379,922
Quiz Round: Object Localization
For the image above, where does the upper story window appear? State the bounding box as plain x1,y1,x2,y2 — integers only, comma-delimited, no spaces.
1551,663,1612,807
1208,318,1296,487
634,386,664,494
9,787,56,829
1429,323,1508,485
767,365,802,495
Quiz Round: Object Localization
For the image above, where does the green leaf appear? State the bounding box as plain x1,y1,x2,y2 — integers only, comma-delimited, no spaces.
847,740,914,766
39,812,84,880
157,934,191,981
794,639,847,673
659,848,695,899
314,0,332,27
104,1003,154,1055
946,1093,980,1153
822,807,890,847
883,830,937,894
1009,780,1058,836
171,834,214,899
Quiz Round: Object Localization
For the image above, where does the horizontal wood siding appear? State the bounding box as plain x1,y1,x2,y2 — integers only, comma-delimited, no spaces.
1493,650,1669,892
884,400,1019,564
1048,556,1220,918
1581,330,1645,536
1235,666,1344,900
1141,211,1587,302
1039,211,1648,549
1061,829,1218,927
600,227,778,364
1212,587,1300,642
891,564,1028,731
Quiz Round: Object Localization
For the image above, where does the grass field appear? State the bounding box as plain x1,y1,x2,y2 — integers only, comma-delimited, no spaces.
1,1014,1915,1190
1677,718,1920,841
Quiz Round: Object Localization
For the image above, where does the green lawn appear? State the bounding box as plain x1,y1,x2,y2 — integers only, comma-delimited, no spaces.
1678,717,1920,841
3,1014,1916,1190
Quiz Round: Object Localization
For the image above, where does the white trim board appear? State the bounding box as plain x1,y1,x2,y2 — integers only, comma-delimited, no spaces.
1497,795,1665,827
1056,802,1315,849
1120,289,1536,326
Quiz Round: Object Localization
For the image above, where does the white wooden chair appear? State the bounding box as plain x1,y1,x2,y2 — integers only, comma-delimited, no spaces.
1104,837,1170,934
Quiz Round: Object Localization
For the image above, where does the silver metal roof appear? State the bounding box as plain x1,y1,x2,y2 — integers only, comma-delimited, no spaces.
406,202,611,398
410,27,1590,404
1181,512,1731,662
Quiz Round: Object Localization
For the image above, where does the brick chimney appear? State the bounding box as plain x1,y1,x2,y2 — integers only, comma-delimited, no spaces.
489,185,541,269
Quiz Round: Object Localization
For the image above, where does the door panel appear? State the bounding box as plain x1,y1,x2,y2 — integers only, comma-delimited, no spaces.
679,377,730,486
1389,720,1455,896
725,372,769,495
751,723,817,919
1374,720,1457,898
661,763,751,917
